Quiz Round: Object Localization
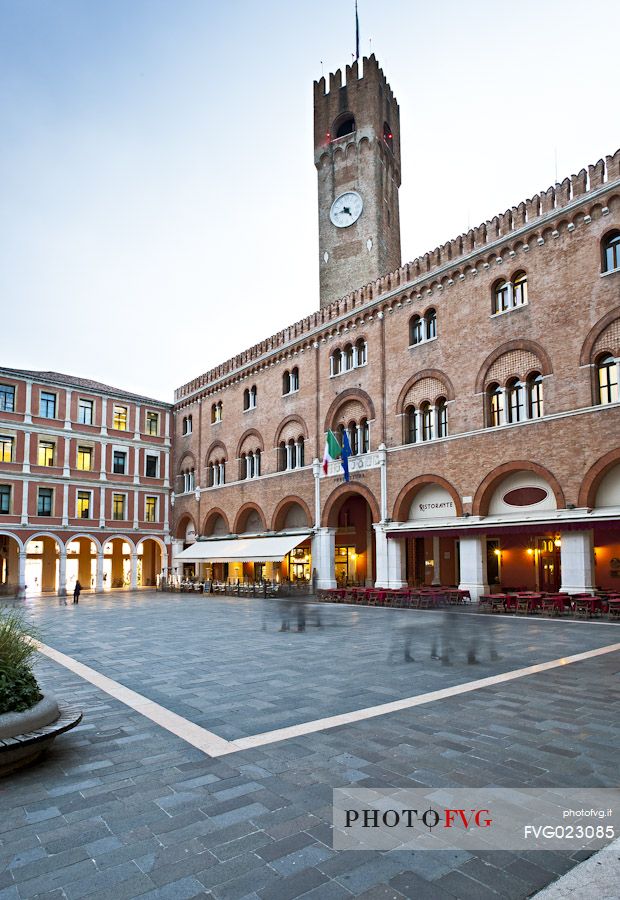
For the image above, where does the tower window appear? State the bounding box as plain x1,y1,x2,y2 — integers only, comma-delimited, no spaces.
334,115,356,139
383,122,393,151
602,231,620,273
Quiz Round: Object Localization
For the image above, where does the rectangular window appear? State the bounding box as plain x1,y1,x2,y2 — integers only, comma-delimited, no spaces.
78,398,94,425
113,493,126,520
113,405,128,430
0,436,14,463
38,487,53,517
113,451,127,474
0,384,15,412
0,485,11,514
77,490,91,519
38,441,55,467
145,454,158,478
40,391,56,418
77,446,93,471
146,411,159,435
145,496,157,523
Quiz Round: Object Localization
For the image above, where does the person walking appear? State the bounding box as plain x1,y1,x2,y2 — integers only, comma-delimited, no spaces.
73,580,82,604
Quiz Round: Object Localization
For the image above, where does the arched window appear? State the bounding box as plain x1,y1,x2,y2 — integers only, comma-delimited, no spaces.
211,402,222,424
330,351,341,376
406,405,417,444
506,378,525,423
436,397,448,438
527,372,544,418
282,371,290,395
347,420,358,455
343,344,354,370
425,308,437,340
297,437,304,468
182,468,195,493
182,416,187,434
335,115,355,138
493,280,511,314
597,354,619,404
383,121,393,150
513,271,528,306
488,383,504,427
420,402,433,441
255,449,261,476
249,386,257,408
355,339,367,367
243,389,250,411
278,442,287,472
409,315,423,346
602,231,620,273
361,418,369,453
290,367,299,392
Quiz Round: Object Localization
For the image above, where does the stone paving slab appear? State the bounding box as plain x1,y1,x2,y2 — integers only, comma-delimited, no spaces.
0,591,618,899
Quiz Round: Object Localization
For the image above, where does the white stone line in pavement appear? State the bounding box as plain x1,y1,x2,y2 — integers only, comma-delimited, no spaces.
35,641,235,757
36,639,620,759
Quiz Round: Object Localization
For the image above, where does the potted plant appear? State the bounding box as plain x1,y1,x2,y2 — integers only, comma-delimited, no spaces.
0,611,81,774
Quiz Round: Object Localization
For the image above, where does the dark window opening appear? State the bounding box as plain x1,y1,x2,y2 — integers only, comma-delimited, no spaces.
335,116,356,138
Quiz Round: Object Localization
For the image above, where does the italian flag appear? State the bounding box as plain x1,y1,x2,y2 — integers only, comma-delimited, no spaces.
322,430,341,475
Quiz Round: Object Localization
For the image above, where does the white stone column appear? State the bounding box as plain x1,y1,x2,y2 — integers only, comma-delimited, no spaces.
96,552,104,592
311,527,336,589
356,425,362,455
100,398,108,435
21,482,29,526
133,489,139,529
17,550,27,599
164,491,170,533
58,548,67,598
499,389,507,426
171,538,183,584
130,552,138,590
458,535,489,602
374,526,407,588
286,443,292,470
64,389,72,429
414,411,421,443
559,530,595,595
63,435,71,477
378,443,388,522
312,458,321,528
24,381,32,424
133,446,140,485
134,405,141,440
99,486,106,527
295,440,302,468
432,536,441,585
99,442,107,480
62,483,69,527
22,432,31,474
163,449,170,488
219,462,225,484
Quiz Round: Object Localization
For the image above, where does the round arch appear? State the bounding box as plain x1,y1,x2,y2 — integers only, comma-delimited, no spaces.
136,535,167,555
24,532,64,549
323,388,376,434
234,503,267,534
101,534,138,551
322,482,381,528
177,450,196,470
0,531,24,552
174,514,197,541
273,415,309,447
473,461,565,516
235,428,265,458
64,533,103,552
579,306,620,366
395,369,456,414
271,496,313,532
474,340,553,393
579,448,620,508
204,440,228,464
202,507,231,536
392,475,463,521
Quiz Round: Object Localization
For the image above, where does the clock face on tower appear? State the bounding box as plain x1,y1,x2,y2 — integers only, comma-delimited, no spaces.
329,191,363,228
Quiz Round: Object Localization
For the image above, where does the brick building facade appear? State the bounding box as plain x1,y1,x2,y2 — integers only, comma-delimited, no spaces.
0,369,172,597
171,57,620,600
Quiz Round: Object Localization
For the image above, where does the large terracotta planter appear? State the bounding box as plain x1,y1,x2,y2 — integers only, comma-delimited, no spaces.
0,693,82,775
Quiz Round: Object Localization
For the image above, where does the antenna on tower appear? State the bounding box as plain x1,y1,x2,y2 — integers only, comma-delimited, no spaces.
355,0,360,60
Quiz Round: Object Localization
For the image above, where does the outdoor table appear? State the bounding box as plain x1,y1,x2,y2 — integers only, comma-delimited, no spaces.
573,596,603,618
608,599,620,619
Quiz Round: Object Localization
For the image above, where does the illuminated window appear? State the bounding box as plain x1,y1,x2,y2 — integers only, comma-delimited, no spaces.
0,485,11,514
145,496,157,523
78,398,93,425
38,487,53,516
488,383,504,427
77,446,93,471
597,354,619,404
113,493,126,520
0,384,15,412
0,436,14,462
77,491,91,519
146,411,159,435
40,392,56,418
145,454,158,478
113,451,127,474
113,406,128,430
602,231,620,273
38,441,55,467
528,372,544,418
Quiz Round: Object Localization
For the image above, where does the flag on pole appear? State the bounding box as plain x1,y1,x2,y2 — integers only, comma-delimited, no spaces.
355,0,360,60
322,430,341,475
341,430,352,483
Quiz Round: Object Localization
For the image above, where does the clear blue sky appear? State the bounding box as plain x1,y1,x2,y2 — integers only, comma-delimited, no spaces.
2,0,618,401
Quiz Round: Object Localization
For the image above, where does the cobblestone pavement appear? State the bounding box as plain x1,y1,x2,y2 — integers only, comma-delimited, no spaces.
1,592,619,900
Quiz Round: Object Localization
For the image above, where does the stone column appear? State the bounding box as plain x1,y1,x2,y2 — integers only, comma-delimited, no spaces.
22,432,31,474
64,389,72,429
499,389,507,426
130,552,138,590
100,398,108,435
458,535,489,601
311,527,336,589
58,547,67,598
134,405,141,440
374,526,407,588
62,483,69,527
432,536,441,585
559,530,595,595
63,435,71,477
21,482,29,526
96,552,104,592
378,443,388,522
312,458,321,528
24,381,32,424
286,443,292,471
17,550,27,599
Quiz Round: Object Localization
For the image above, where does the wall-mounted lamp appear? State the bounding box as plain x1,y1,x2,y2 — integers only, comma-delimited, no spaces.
553,537,562,549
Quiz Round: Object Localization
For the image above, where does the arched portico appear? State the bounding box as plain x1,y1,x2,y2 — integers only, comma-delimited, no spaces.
0,532,24,598
314,485,380,589
25,533,63,594
102,535,137,590
136,536,165,587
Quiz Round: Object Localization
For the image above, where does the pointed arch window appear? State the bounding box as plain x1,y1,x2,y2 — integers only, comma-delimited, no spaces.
493,280,511,313
506,378,525,423
425,308,437,340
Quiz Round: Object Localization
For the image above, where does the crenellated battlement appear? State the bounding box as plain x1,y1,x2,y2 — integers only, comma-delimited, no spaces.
174,147,620,405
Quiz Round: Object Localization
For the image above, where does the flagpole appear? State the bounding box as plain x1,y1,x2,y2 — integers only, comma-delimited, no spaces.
355,0,360,61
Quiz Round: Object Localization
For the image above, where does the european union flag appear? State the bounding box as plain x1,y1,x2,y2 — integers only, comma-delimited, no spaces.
341,430,352,482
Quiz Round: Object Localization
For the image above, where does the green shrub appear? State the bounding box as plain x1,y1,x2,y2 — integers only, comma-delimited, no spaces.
0,611,42,714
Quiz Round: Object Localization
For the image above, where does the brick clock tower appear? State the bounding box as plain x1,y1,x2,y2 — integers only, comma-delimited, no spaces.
314,55,402,308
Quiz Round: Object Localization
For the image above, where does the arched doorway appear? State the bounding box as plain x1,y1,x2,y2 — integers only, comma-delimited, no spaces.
102,537,134,590
66,536,99,593
324,487,380,586
0,533,23,597
272,498,312,584
25,534,61,593
137,538,164,587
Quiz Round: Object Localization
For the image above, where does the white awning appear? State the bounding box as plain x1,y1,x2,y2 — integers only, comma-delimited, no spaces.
173,532,312,563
